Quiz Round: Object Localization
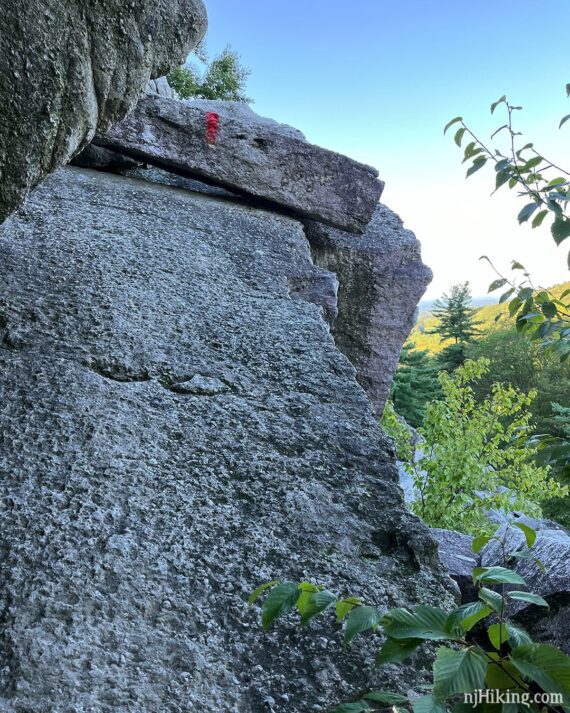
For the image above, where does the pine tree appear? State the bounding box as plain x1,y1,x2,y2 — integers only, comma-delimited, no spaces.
391,344,441,428
429,282,482,370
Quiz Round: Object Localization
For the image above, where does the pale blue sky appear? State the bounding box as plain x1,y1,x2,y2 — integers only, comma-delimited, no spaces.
194,0,570,299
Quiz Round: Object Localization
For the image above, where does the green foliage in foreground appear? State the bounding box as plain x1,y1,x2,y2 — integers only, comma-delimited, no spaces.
402,360,567,535
167,44,251,102
249,527,570,713
381,401,415,462
446,86,570,359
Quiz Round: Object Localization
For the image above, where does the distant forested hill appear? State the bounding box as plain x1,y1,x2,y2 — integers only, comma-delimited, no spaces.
410,281,570,354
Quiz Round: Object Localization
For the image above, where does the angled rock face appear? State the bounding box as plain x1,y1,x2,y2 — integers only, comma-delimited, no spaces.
305,205,432,415
0,0,207,223
95,95,384,233
0,168,454,712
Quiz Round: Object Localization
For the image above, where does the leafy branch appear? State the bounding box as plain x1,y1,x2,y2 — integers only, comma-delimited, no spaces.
248,527,570,713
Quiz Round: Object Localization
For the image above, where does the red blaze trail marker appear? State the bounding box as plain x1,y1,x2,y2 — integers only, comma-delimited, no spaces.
206,112,220,145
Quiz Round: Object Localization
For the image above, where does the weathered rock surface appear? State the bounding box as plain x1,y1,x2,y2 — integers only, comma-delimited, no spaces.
0,0,207,223
95,95,384,233
0,168,455,712
430,528,476,601
305,205,432,414
146,76,175,99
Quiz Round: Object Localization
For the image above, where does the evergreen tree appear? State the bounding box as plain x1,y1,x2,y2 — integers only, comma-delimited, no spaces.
391,344,440,428
429,282,482,370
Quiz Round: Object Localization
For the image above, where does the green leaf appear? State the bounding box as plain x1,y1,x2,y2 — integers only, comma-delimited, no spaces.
499,288,515,304
444,116,463,135
381,606,458,641
511,261,525,270
363,691,409,705
522,156,543,172
510,644,570,704
491,95,507,114
531,209,549,229
496,169,512,190
448,601,492,632
517,202,540,224
506,624,533,648
248,580,279,606
507,591,549,608
299,590,337,626
566,83,570,98
552,217,570,246
472,534,494,553
432,647,488,700
466,157,487,178
488,623,510,650
261,582,300,630
336,596,362,623
513,523,537,548
376,636,423,665
542,302,558,319
413,695,447,713
560,114,570,129
344,605,382,645
479,587,504,615
486,651,525,690
333,703,371,713
473,566,526,586
454,127,466,147
489,278,508,293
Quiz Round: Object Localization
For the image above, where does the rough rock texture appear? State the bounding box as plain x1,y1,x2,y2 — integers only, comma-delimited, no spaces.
0,168,455,712
0,0,207,223
95,95,384,233
146,76,175,99
430,529,476,602
305,205,432,415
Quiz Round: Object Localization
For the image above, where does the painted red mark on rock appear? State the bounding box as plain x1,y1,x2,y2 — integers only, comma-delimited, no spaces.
206,112,220,145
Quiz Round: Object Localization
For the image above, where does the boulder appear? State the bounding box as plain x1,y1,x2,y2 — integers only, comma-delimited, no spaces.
95,96,384,233
0,0,207,223
430,528,477,602
305,204,432,415
146,76,175,99
0,167,456,711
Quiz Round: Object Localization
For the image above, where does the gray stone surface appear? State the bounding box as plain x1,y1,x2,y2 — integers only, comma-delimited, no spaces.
430,528,478,602
146,76,175,99
305,204,432,415
0,168,455,712
95,95,384,233
0,0,207,223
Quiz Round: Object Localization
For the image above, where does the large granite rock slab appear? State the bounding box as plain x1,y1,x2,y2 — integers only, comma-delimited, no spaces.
0,0,207,223
95,96,384,233
305,204,432,415
0,168,455,712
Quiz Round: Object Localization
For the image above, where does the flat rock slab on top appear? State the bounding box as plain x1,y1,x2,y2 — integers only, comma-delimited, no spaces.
95,95,384,233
